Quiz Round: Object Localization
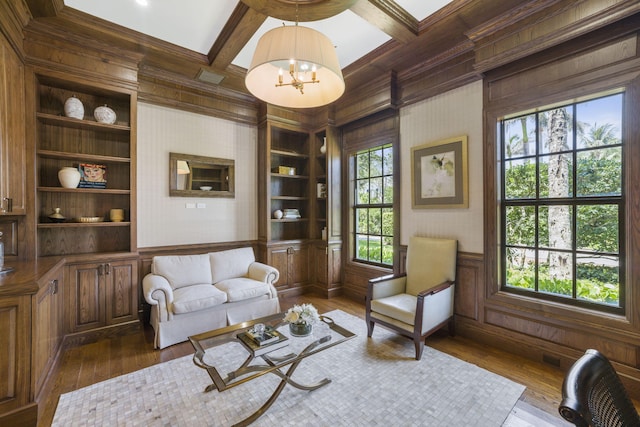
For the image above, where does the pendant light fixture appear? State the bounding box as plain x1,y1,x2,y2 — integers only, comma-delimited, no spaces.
245,3,344,109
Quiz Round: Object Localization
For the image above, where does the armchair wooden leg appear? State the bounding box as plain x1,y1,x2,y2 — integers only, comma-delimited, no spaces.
414,339,424,360
367,320,375,337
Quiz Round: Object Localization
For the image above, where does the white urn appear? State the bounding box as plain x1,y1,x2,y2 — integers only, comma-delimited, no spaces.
94,104,117,124
64,95,84,120
58,167,81,188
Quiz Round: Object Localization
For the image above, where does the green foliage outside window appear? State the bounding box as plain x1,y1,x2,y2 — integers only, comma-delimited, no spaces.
354,144,393,266
501,93,623,309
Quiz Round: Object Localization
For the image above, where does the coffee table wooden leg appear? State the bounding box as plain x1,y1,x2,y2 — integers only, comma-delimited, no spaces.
232,358,330,426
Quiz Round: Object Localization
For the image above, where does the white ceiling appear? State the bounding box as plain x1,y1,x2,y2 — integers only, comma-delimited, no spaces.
63,0,453,69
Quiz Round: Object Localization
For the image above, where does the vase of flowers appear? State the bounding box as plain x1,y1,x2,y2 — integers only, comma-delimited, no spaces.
284,303,319,337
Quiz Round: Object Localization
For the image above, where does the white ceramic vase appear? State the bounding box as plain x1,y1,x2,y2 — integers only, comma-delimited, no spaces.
320,137,327,154
94,104,117,124
64,95,84,120
58,167,81,188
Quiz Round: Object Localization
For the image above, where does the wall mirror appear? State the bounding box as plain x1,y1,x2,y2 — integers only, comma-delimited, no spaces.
170,152,235,198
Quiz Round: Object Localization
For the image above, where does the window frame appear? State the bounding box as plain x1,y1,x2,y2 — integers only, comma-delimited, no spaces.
497,93,625,314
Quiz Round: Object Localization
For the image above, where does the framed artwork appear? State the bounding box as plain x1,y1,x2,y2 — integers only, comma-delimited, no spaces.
411,135,468,209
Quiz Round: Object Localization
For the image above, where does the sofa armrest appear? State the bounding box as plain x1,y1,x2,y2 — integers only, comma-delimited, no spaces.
142,273,174,321
248,262,279,285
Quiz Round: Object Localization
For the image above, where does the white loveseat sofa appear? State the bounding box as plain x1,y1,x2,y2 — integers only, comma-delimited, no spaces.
142,247,280,349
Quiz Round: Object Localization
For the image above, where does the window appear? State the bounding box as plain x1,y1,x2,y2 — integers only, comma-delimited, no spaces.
353,144,394,266
499,92,624,311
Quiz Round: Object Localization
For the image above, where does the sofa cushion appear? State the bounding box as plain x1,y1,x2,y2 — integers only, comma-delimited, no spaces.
172,284,227,314
209,247,255,284
152,254,212,290
214,277,271,302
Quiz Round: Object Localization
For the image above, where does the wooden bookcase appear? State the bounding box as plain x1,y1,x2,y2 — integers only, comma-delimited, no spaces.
268,125,310,241
259,118,341,295
34,74,136,257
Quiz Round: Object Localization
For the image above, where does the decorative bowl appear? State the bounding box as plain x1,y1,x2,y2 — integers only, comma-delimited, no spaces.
94,104,117,124
199,186,212,191
74,216,103,223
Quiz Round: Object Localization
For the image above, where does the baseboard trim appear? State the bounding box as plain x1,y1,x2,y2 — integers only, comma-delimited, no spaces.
62,321,142,349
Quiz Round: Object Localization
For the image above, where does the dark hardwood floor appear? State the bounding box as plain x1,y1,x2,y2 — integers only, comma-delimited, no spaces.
37,294,567,426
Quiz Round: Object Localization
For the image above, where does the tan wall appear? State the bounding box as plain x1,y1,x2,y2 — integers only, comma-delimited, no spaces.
399,81,484,253
136,103,258,247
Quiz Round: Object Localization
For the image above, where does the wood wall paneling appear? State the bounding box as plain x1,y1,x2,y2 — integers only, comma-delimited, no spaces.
471,0,640,73
455,253,483,321
24,22,140,91
137,74,259,126
479,22,640,392
334,72,398,127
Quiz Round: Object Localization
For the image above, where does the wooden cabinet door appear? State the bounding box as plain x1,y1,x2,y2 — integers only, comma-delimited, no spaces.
0,34,25,215
268,246,290,288
267,243,309,290
32,272,62,398
105,259,138,324
288,244,309,288
0,295,31,417
67,262,105,333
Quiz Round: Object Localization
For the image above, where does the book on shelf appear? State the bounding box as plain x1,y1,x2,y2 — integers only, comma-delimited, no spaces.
237,328,289,356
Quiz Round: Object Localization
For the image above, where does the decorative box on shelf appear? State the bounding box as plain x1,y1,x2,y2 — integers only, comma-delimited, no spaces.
272,166,296,175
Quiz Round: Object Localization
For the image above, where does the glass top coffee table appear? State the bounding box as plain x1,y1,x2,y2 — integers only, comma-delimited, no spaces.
189,311,356,427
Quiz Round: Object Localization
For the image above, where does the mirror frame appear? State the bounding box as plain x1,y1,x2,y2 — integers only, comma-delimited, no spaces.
169,152,235,198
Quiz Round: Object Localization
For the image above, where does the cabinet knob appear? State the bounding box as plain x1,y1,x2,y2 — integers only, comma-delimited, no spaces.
104,263,111,275
50,279,58,295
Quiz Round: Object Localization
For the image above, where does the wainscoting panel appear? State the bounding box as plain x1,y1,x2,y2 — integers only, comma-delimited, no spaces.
456,253,482,321
484,306,638,367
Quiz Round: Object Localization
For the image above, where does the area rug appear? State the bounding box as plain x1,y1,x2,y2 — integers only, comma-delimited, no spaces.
53,310,526,426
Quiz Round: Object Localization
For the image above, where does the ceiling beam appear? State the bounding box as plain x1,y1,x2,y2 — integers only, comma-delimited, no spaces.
349,0,418,44
208,2,267,69
240,0,357,21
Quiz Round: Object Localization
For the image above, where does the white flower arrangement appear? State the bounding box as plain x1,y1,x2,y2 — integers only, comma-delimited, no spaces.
283,303,319,325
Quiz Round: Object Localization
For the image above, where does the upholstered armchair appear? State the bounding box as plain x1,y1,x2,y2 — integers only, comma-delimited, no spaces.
366,236,457,360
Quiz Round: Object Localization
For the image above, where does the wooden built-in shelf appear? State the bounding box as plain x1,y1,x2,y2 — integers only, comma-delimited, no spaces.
37,187,131,195
271,149,308,159
270,173,309,179
272,196,308,201
37,149,131,164
38,221,131,228
36,112,130,133
271,218,310,223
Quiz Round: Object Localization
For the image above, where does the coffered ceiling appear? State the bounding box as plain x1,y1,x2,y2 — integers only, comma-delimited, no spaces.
63,0,453,71
22,0,638,110
29,0,501,98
